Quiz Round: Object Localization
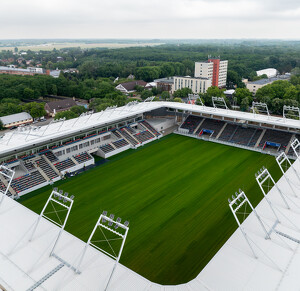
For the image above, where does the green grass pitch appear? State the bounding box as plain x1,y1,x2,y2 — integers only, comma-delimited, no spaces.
19,134,281,284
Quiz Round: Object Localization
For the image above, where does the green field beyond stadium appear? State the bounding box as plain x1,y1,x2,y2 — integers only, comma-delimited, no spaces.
20,134,280,284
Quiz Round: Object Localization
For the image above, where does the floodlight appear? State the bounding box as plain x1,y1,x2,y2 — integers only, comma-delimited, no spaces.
124,221,129,227
108,214,115,226
228,198,231,203
70,195,75,200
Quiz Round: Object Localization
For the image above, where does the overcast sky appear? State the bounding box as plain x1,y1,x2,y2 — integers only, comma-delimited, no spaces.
1,0,300,39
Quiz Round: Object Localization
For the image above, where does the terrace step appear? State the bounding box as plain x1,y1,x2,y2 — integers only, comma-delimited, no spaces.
140,122,156,138
70,156,79,165
115,130,131,146
123,128,140,145
0,174,16,196
33,160,50,181
255,129,266,148
42,155,61,176
216,123,227,140
247,128,258,146
193,118,205,135
285,134,295,154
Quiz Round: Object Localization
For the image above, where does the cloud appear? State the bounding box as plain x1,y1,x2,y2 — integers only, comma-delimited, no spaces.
0,0,299,39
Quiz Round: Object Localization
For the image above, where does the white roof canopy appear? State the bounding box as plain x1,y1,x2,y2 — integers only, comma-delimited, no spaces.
0,101,299,157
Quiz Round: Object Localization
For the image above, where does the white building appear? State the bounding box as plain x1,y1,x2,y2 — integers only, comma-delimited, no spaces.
0,112,33,128
173,76,212,94
256,68,277,78
194,58,228,88
246,74,291,95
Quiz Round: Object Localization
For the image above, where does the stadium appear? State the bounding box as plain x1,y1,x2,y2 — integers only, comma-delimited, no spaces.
0,98,300,290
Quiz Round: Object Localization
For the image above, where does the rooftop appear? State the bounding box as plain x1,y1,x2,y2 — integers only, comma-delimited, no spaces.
0,112,32,125
248,74,290,85
154,77,174,84
173,76,210,80
45,99,77,112
117,80,147,91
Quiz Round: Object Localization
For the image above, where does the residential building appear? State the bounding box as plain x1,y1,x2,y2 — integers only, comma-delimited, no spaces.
173,76,212,94
246,74,291,95
256,68,277,78
194,57,228,88
45,99,77,117
154,77,174,93
116,80,147,94
0,112,33,128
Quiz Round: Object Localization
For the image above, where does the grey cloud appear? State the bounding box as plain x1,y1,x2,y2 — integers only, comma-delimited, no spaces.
0,0,299,39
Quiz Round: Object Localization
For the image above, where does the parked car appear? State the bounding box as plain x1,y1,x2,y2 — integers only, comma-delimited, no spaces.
10,126,17,130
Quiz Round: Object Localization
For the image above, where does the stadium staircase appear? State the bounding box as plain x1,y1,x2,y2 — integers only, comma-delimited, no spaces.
247,128,262,147
140,120,161,137
0,174,15,196
218,124,238,142
139,122,156,138
228,125,239,142
196,118,225,137
216,123,227,139
114,130,131,145
34,162,51,181
42,155,61,176
193,118,205,135
285,134,296,154
70,156,79,165
120,128,139,146
255,129,266,148
34,157,59,181
110,142,117,150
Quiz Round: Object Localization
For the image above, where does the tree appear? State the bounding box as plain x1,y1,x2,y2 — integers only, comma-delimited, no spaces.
0,120,4,131
206,86,225,98
283,86,298,100
269,98,283,115
23,88,35,99
134,85,144,93
70,105,87,115
173,97,183,103
22,102,46,118
54,110,77,120
151,87,158,95
240,97,250,111
96,103,113,112
234,88,252,105
161,91,170,100
141,90,153,100
173,88,193,98
135,66,161,82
